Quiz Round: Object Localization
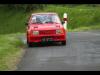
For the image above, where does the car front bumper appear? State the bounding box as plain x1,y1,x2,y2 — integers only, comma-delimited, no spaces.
27,34,66,43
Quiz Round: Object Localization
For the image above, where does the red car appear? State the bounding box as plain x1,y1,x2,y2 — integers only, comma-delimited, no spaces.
26,13,67,47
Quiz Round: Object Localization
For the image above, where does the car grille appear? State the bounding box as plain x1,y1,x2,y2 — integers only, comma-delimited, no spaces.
39,30,56,35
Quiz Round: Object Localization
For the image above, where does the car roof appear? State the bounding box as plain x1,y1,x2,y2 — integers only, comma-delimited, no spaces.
32,12,58,15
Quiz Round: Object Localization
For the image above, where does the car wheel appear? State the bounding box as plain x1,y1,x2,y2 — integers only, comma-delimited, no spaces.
28,42,33,47
27,40,33,47
61,41,66,45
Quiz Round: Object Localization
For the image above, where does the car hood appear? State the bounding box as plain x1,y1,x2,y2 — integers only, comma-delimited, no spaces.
29,23,63,30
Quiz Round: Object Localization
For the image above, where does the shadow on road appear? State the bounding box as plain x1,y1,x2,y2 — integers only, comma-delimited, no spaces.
26,42,66,48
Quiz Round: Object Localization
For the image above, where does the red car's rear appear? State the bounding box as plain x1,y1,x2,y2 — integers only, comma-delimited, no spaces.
26,13,67,47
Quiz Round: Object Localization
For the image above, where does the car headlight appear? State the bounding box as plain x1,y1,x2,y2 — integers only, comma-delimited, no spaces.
33,31,39,35
56,29,63,34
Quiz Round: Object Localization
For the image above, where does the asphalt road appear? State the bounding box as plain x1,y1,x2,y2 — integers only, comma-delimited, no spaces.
17,32,100,71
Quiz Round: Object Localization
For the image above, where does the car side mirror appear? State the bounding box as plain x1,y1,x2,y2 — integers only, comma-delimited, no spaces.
25,22,28,26
61,21,65,25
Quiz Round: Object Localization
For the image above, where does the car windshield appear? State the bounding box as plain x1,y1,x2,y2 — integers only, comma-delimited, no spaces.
31,14,61,24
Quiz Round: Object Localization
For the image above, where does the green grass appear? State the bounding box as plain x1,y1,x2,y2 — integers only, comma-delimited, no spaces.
0,7,29,34
0,33,25,71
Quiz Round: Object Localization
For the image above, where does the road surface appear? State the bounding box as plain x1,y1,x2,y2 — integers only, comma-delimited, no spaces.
17,32,100,71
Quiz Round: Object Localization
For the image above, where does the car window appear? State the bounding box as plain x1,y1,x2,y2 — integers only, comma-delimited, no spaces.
31,14,61,24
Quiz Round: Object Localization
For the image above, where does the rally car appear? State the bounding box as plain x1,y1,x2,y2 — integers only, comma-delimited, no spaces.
26,13,67,47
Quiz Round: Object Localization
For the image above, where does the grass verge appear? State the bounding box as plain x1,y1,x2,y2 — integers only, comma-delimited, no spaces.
0,33,25,71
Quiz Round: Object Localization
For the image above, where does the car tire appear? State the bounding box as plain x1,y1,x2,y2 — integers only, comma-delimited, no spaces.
27,40,33,47
61,41,66,45
28,42,33,47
